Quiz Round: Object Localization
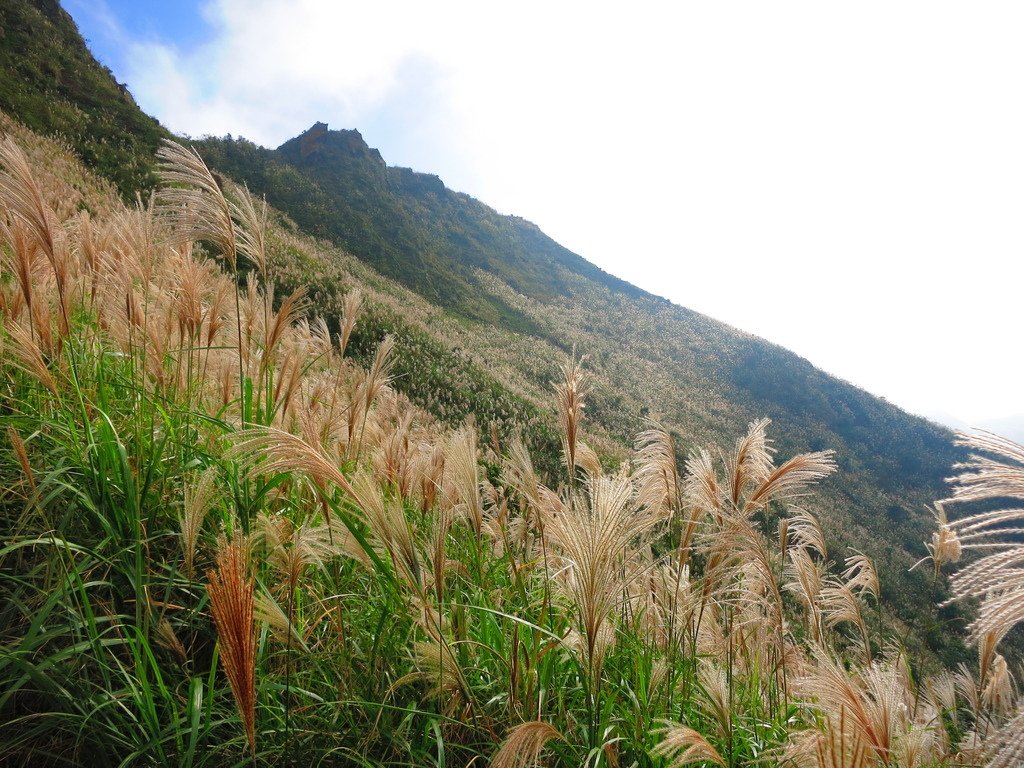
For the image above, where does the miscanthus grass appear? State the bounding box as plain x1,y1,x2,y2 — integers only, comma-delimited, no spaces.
0,129,1017,767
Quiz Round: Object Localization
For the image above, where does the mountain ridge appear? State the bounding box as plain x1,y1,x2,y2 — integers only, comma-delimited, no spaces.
280,121,648,296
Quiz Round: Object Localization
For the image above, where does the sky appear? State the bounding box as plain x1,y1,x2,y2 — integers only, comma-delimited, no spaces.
63,0,1024,428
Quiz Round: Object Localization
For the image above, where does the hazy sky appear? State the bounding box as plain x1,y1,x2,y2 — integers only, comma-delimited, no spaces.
64,1,1024,426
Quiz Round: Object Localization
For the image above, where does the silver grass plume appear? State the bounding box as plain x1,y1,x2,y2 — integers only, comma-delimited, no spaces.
786,508,828,558
544,471,659,679
338,287,363,358
443,422,485,536
634,421,680,519
155,140,238,268
796,650,917,766
574,440,603,476
725,417,773,509
181,466,219,578
230,184,268,277
253,588,309,652
652,721,726,767
917,502,961,573
489,721,563,768
943,431,1024,643
554,354,590,478
784,545,824,643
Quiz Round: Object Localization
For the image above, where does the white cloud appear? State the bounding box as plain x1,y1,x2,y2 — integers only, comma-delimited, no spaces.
109,1,1024,425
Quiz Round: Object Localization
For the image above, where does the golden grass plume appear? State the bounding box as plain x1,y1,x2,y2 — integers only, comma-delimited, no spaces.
206,536,256,754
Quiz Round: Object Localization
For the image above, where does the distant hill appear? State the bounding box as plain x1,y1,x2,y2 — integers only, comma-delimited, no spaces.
193,123,646,333
925,410,1024,446
3,0,974,664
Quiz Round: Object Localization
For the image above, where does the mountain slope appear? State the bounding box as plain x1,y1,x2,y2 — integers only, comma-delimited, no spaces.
5,0,972,662
2,108,999,768
196,126,645,332
0,0,165,198
197,125,967,660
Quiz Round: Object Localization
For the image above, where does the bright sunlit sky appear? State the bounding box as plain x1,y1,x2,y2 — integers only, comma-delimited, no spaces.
63,1,1024,428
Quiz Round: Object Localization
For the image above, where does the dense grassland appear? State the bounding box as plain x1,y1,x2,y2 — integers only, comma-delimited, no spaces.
0,0,980,664
193,128,972,664
1,3,1023,763
1,116,1023,767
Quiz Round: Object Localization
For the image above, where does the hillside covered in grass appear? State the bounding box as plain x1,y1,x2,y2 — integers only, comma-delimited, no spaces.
196,124,645,332
0,0,981,665
4,0,1024,763
0,0,166,198
195,124,967,660
0,118,1020,767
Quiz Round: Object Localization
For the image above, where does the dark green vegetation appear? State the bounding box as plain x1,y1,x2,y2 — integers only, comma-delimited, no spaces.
0,0,165,198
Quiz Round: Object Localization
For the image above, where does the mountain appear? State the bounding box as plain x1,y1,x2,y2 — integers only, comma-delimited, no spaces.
4,0,972,663
193,124,647,334
926,410,1024,446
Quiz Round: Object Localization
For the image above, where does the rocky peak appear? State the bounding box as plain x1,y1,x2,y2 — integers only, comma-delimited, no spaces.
284,122,385,168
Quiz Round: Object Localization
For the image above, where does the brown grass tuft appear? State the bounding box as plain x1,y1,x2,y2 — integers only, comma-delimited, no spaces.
152,617,188,665
5,319,58,394
0,137,70,334
7,426,36,495
206,536,256,754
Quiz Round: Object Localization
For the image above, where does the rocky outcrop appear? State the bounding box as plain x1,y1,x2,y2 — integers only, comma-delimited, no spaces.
298,121,328,158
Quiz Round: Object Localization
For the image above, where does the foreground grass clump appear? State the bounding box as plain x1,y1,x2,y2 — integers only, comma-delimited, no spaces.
0,133,1016,767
